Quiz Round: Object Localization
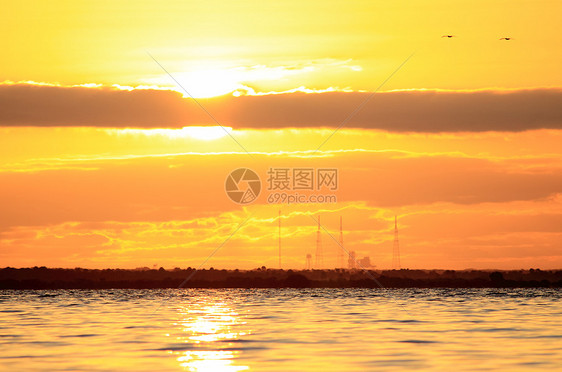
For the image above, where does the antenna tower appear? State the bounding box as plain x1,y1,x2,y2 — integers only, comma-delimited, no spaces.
392,215,401,270
339,216,344,268
278,210,281,269
315,216,323,268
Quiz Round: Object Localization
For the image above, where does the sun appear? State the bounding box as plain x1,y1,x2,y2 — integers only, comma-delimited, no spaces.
169,68,247,98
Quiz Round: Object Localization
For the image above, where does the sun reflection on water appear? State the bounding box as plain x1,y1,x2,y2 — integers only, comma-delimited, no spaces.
172,300,249,371
177,351,248,372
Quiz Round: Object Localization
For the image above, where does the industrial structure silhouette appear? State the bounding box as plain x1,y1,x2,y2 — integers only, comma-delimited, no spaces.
315,216,323,268
285,215,402,270
393,215,401,270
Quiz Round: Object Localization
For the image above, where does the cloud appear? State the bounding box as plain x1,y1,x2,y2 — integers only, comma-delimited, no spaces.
2,198,562,270
0,83,561,132
0,83,208,127
1,151,561,232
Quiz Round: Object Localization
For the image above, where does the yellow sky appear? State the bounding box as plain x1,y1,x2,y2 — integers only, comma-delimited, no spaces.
2,1,561,94
1,1,561,270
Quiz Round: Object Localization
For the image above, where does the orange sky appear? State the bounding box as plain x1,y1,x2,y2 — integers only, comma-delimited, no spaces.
1,1,561,269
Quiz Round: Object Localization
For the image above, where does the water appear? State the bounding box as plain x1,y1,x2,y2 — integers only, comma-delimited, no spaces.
0,288,561,371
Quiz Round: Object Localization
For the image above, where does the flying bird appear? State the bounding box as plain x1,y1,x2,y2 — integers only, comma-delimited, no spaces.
499,37,512,40
442,35,455,38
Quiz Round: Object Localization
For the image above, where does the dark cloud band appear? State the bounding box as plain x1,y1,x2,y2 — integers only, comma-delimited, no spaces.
1,84,560,132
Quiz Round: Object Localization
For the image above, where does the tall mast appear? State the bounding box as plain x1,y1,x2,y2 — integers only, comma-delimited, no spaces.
315,215,323,268
392,215,401,270
278,210,281,269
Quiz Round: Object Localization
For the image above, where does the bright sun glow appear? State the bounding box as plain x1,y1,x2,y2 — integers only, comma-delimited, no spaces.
145,64,315,98
174,69,245,98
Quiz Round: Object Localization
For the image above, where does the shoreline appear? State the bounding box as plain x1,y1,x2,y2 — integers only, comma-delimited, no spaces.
1,267,560,289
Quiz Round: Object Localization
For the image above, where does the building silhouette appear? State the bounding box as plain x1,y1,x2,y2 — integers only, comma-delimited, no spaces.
358,256,372,268
348,251,356,269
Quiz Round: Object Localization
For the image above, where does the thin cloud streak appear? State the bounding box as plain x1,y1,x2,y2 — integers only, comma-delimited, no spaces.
2,148,560,173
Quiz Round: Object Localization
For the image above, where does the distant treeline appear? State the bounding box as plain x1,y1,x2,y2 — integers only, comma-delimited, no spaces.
1,267,561,289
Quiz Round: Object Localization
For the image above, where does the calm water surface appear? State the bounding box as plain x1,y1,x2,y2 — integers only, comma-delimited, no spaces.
0,288,561,371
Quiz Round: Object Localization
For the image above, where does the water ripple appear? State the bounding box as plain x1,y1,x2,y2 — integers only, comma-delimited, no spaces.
0,288,560,371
